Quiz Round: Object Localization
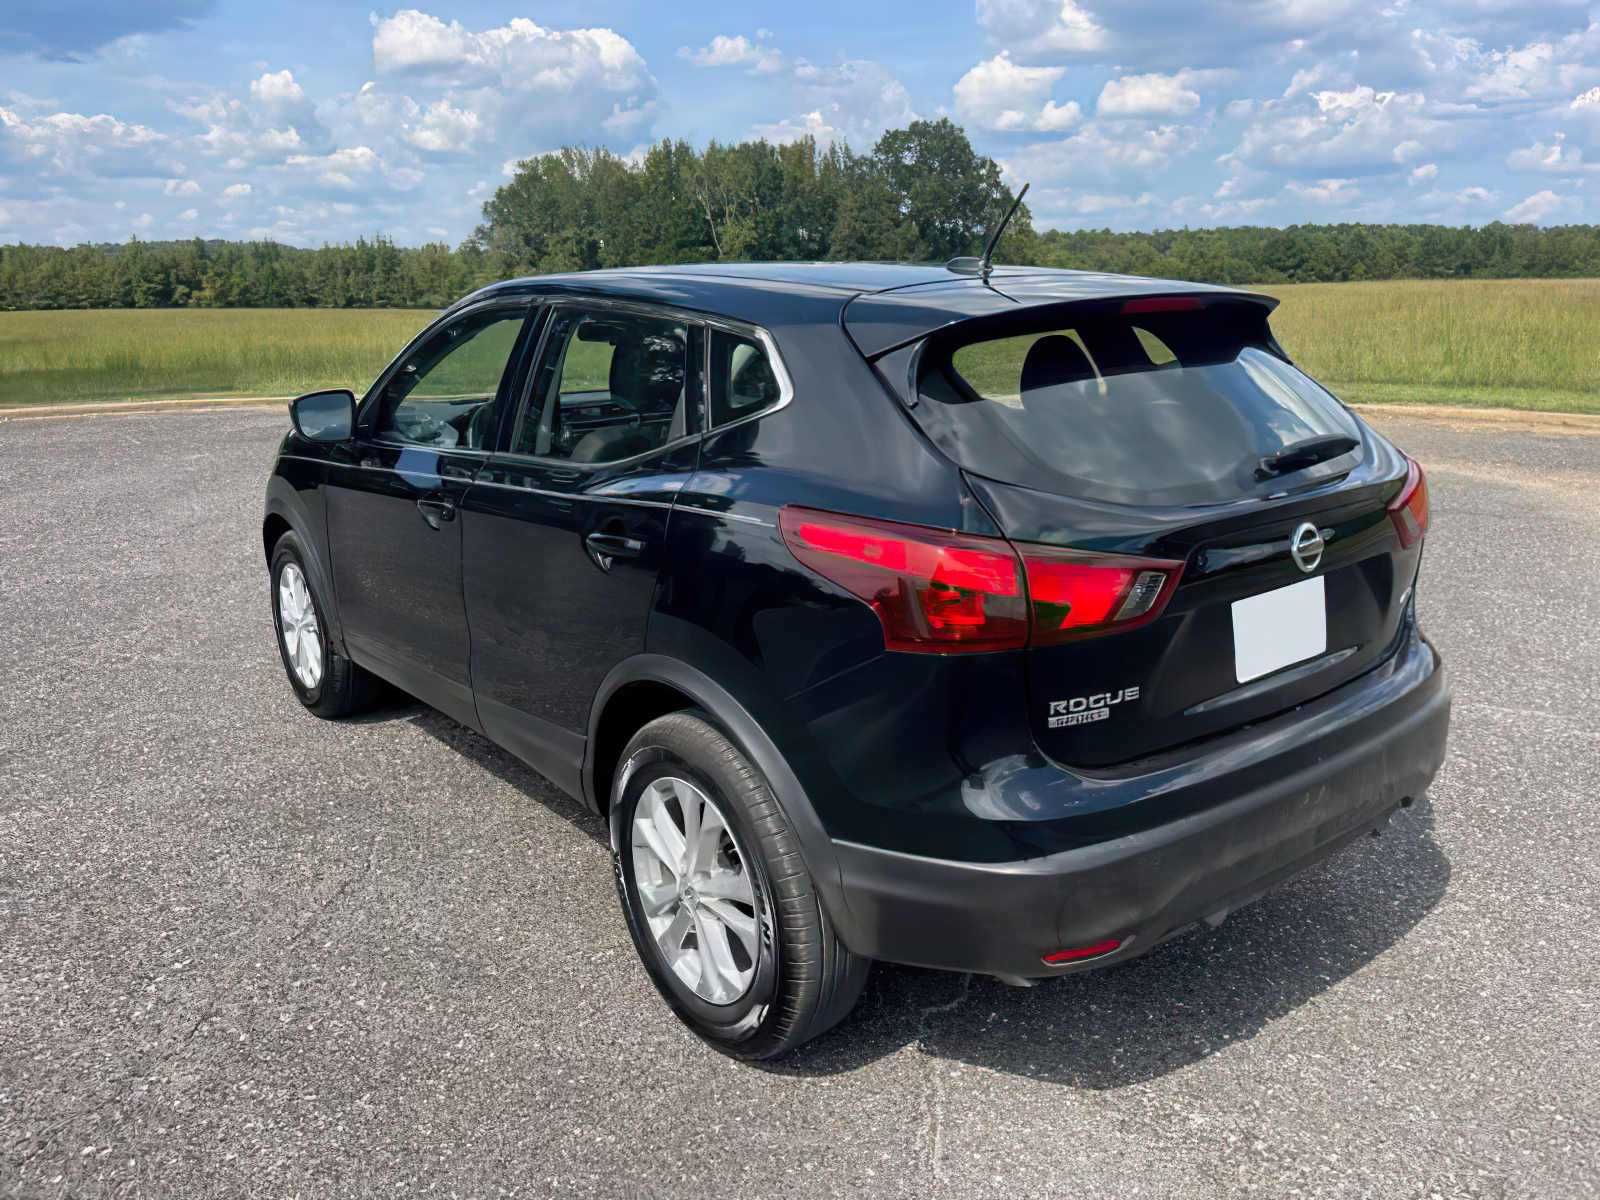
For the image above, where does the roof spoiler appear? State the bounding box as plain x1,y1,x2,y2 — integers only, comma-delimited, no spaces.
844,283,1278,360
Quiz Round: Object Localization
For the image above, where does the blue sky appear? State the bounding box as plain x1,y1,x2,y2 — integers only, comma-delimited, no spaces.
2,0,1598,246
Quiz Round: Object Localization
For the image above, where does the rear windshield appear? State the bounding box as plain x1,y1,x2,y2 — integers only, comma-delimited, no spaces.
918,305,1361,506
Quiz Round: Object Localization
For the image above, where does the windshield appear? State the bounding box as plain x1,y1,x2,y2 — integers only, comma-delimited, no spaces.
920,309,1362,507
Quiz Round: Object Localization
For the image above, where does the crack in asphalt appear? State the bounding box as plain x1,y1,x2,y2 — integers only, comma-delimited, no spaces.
914,972,974,1192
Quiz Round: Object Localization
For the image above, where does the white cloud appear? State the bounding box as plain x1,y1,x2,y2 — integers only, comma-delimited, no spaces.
1071,190,1155,214
953,52,1079,132
1283,65,1330,99
1003,122,1186,185
0,105,170,178
372,10,652,95
1097,71,1201,119
1027,186,1159,225
678,34,782,74
249,70,306,108
1233,86,1449,174
278,144,423,193
1252,0,1368,31
176,207,199,221
366,11,657,151
284,145,380,190
1411,22,1600,106
1285,177,1360,203
1194,195,1275,221
405,99,483,153
779,58,917,146
1463,28,1599,102
221,182,252,200
1507,134,1595,173
1504,188,1573,222
163,178,201,196
1409,162,1439,184
1419,184,1498,206
753,110,841,146
976,0,1108,56
174,84,322,166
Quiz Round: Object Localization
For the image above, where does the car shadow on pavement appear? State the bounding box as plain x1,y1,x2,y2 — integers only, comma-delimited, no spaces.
356,694,611,849
772,797,1450,1089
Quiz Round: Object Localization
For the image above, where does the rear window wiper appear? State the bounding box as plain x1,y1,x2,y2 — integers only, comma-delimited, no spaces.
1255,434,1358,480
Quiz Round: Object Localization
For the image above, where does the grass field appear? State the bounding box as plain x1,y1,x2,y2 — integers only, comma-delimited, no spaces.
0,308,434,407
1,278,1597,412
1263,278,1600,414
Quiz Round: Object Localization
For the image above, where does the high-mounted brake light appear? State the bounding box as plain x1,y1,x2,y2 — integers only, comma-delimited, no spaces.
779,507,1185,654
1121,295,1205,315
1387,456,1429,549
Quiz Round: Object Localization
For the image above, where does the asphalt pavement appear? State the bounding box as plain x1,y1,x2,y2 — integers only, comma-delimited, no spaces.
2,406,1597,1198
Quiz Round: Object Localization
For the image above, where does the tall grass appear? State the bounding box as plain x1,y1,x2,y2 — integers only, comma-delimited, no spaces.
2,279,1597,412
0,308,434,406
1264,278,1600,411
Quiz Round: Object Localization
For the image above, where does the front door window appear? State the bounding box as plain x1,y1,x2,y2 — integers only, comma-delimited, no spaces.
375,307,527,451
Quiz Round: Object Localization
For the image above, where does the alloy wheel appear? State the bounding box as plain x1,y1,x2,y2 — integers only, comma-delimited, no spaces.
631,776,761,1004
277,562,324,690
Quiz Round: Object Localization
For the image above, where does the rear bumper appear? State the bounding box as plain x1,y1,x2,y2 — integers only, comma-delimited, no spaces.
832,630,1451,979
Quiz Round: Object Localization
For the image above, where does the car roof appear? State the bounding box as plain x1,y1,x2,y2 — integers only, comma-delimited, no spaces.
455,262,1271,358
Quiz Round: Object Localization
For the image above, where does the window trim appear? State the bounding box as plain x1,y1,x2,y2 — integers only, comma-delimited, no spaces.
356,296,536,447
497,294,793,473
705,323,793,433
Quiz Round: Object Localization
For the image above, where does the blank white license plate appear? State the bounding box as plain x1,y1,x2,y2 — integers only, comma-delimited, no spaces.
1231,576,1327,683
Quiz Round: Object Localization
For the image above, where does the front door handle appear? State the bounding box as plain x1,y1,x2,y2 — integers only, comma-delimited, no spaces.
417,496,457,530
584,531,644,570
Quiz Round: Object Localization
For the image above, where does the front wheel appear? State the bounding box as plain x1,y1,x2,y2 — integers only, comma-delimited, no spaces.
610,712,868,1060
269,531,379,719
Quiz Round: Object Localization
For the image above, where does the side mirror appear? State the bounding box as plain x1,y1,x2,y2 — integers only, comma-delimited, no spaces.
289,389,356,442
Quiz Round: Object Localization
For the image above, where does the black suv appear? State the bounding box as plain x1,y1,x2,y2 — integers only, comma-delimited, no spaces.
263,263,1450,1059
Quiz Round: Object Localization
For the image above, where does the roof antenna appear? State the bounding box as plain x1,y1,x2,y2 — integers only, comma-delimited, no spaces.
946,182,1029,279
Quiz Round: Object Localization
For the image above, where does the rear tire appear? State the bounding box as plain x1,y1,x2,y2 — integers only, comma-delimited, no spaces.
610,712,868,1060
269,531,379,719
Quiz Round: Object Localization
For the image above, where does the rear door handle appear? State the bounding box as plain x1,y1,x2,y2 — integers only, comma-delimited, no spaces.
417,497,457,530
584,531,644,569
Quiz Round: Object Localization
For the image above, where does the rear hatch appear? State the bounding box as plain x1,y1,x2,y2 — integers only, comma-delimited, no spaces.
900,293,1425,768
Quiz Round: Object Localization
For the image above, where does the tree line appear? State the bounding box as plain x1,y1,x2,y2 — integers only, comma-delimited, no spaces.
4,118,1599,311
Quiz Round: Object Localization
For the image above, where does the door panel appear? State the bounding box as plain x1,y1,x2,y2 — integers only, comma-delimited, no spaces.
326,443,482,727
462,448,699,794
324,302,534,727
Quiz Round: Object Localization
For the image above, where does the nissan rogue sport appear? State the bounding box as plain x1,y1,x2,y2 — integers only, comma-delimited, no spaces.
262,262,1450,1059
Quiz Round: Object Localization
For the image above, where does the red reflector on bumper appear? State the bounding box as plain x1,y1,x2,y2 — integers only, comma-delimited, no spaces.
1041,938,1124,964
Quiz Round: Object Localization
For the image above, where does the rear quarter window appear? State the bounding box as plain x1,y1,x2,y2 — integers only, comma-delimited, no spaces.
922,305,1361,507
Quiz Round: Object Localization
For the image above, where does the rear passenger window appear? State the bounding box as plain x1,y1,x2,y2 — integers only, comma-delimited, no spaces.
514,308,696,464
709,329,783,427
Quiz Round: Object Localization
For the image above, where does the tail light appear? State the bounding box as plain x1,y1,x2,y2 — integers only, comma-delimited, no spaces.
779,507,1184,654
1021,546,1184,646
1388,457,1429,548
